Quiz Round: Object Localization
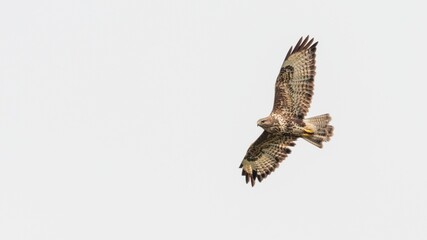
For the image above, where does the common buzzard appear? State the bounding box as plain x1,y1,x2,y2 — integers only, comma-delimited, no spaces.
240,36,333,186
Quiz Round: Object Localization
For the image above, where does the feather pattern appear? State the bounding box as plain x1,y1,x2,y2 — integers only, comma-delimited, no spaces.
240,36,333,187
273,36,317,119
240,131,296,186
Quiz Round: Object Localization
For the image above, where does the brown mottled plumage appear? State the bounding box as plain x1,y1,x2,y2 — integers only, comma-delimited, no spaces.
240,36,334,186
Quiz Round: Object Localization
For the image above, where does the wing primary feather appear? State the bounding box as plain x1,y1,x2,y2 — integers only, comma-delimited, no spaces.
294,37,303,52
306,38,314,49
284,37,315,66
293,36,316,54
252,170,257,180
310,41,318,50
299,36,310,50
284,46,293,61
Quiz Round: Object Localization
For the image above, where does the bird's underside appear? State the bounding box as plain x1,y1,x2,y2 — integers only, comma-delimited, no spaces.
239,36,334,186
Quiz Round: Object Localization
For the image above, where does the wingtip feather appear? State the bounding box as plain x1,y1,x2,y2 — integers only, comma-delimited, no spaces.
285,36,317,61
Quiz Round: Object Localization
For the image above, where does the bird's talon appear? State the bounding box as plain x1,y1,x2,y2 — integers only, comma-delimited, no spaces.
304,128,314,134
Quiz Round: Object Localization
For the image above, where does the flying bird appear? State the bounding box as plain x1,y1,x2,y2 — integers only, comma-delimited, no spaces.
240,36,333,186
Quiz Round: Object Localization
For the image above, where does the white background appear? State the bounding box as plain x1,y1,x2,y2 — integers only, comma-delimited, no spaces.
1,1,426,239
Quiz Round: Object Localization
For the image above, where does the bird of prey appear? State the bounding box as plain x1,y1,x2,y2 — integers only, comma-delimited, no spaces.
239,36,333,186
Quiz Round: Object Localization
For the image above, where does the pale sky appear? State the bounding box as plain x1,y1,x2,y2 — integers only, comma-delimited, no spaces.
1,1,426,239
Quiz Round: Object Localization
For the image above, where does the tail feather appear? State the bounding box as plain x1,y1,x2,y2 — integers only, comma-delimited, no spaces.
303,114,333,148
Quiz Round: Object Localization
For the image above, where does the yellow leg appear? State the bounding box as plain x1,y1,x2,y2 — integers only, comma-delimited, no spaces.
302,126,314,137
304,128,314,134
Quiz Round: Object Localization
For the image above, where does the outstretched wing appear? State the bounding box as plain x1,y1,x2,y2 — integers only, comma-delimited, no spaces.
272,36,317,119
240,131,297,186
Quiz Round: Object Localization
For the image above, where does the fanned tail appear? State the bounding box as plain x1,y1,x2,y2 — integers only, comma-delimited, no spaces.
302,114,333,148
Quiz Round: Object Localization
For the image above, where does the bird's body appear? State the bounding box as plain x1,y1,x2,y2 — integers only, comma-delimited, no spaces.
240,36,334,186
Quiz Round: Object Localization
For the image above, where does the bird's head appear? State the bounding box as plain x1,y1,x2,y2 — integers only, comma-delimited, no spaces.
257,116,274,130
